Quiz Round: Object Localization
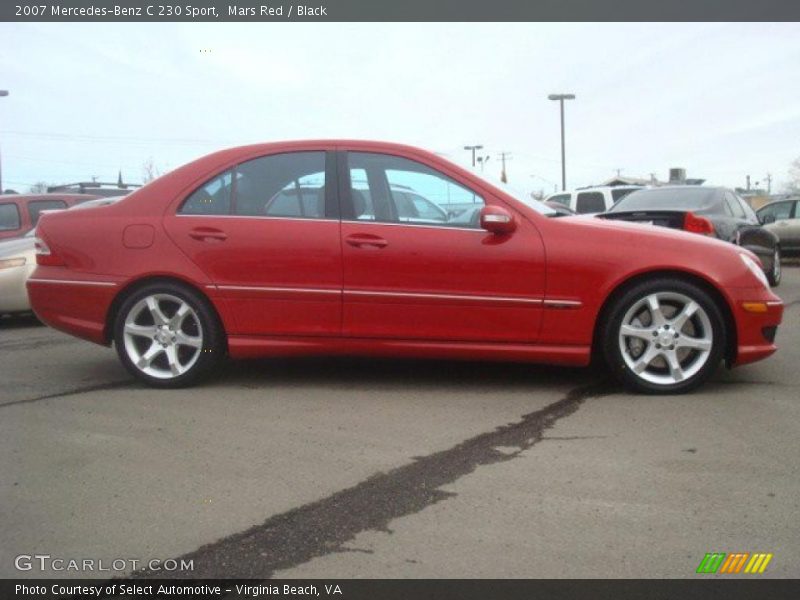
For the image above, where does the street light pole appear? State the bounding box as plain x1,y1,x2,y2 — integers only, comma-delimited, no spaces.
0,90,8,194
464,144,483,168
548,93,575,191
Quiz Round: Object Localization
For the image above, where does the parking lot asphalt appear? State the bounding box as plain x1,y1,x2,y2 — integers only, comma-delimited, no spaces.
1,267,798,579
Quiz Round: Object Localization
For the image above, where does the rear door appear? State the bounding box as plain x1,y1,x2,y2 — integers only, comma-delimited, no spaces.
164,150,342,337
339,150,545,343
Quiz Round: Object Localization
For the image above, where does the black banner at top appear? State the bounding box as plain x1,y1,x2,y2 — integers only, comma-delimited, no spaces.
3,0,800,22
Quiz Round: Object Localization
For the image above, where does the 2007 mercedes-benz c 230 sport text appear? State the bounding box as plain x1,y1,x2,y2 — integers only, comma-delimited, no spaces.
27,141,783,394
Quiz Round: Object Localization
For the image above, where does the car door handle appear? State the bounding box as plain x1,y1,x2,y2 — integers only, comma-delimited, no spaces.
189,227,227,242
345,233,388,249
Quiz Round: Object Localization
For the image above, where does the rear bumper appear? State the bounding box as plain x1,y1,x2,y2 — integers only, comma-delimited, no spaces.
728,286,783,366
26,269,120,345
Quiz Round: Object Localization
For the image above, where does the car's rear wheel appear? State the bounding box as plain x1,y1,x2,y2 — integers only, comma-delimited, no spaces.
768,246,782,287
114,282,224,388
602,278,726,394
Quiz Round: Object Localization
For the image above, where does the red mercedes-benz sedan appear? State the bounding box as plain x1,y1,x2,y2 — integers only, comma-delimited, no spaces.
27,141,783,393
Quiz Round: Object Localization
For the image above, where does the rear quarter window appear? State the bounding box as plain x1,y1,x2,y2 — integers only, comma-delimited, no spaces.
0,203,21,231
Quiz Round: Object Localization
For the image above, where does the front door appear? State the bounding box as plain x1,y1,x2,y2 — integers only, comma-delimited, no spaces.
340,151,545,343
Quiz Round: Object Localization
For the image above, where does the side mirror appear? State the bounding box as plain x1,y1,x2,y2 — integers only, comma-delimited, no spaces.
480,205,516,235
759,214,776,225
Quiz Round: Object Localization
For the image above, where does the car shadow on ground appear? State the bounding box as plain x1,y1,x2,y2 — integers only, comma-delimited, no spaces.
0,313,41,329
211,355,608,394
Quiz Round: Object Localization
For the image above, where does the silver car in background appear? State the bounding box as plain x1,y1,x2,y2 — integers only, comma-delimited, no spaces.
758,198,800,256
0,197,123,316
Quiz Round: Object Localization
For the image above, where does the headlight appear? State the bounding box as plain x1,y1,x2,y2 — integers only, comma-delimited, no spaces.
740,253,769,288
0,257,26,270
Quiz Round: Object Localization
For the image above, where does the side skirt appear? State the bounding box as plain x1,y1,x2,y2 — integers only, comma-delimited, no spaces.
227,335,591,366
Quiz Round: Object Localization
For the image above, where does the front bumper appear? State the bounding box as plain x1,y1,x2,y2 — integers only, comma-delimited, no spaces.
728,285,783,366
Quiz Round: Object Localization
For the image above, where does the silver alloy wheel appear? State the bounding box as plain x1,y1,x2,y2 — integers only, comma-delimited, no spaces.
773,248,781,283
618,292,713,386
122,293,203,379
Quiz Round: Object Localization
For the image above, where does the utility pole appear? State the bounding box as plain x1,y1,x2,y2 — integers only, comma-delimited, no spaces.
548,93,575,191
765,173,772,195
498,151,512,183
0,90,8,193
463,144,483,168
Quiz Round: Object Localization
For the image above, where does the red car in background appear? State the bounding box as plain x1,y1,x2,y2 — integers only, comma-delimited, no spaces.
0,193,98,240
27,141,783,393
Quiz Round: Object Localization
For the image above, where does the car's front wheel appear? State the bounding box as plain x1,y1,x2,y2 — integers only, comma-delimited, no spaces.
114,282,224,388
602,278,726,394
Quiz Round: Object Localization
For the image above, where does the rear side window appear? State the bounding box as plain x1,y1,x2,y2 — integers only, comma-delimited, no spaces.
0,203,21,231
575,192,606,214
724,192,747,219
178,152,327,219
238,152,325,218
28,200,67,225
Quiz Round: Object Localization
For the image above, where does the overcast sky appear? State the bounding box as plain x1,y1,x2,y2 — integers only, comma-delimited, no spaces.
1,22,799,194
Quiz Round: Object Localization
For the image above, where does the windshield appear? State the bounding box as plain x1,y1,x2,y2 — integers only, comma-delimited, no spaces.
609,187,717,212
472,172,556,215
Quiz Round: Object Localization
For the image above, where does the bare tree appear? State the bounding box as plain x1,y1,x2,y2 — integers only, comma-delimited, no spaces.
141,157,161,184
787,157,800,194
29,181,51,193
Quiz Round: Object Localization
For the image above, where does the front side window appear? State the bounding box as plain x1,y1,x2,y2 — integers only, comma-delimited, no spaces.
760,202,793,221
0,203,21,231
347,152,484,228
29,200,67,225
575,192,606,214
178,151,327,219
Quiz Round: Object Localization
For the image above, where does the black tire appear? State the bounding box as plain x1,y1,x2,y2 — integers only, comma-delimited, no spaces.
601,278,726,394
113,281,224,388
767,246,782,287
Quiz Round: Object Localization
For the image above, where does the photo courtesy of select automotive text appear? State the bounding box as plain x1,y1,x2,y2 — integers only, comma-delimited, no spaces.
2,1,800,598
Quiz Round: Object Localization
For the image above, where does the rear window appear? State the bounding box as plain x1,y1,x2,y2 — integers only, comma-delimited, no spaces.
575,192,606,214
0,203,21,231
610,188,717,212
611,188,637,203
29,199,67,225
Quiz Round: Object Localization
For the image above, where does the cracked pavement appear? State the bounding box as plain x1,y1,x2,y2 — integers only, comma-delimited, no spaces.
1,266,799,579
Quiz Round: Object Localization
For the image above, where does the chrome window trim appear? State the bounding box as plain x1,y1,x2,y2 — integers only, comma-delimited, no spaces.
174,214,335,223
209,285,340,295
340,220,485,233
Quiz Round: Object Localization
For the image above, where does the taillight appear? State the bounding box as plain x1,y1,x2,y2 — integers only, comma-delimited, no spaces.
683,212,715,236
35,237,65,266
